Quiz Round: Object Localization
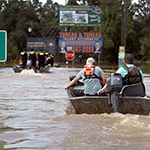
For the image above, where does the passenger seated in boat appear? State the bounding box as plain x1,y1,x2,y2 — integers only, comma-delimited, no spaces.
65,57,107,96
97,53,144,95
116,53,143,85
45,53,54,68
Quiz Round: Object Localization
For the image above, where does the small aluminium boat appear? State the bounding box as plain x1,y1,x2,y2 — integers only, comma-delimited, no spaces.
67,73,150,116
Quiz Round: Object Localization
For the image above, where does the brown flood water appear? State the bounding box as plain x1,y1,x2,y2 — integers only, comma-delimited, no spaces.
0,67,150,150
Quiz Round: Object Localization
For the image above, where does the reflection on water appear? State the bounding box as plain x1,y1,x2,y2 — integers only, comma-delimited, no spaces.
0,67,150,149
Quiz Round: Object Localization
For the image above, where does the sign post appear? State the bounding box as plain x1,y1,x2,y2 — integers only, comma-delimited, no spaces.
0,30,7,62
65,50,75,61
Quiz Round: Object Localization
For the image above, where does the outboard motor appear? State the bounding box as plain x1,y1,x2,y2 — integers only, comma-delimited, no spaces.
106,73,122,112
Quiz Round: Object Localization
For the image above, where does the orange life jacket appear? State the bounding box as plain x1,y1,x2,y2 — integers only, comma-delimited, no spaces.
83,65,104,86
83,65,94,76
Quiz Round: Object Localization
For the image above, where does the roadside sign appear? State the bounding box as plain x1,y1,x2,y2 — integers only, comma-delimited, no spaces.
118,46,125,68
59,5,102,27
0,30,7,62
65,50,75,61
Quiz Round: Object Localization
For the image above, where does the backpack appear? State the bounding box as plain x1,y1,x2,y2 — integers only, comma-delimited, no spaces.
83,65,94,76
83,65,104,86
123,65,142,85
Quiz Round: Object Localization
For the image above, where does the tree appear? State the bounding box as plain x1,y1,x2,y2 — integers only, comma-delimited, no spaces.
0,0,150,63
0,0,43,61
131,0,150,62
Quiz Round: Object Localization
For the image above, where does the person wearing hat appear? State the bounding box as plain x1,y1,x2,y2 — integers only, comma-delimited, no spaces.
65,57,107,96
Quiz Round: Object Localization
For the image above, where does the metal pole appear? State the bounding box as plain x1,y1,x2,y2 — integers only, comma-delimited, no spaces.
124,0,127,47
72,59,74,68
121,0,127,47
121,2,124,46
66,60,68,68
98,53,100,66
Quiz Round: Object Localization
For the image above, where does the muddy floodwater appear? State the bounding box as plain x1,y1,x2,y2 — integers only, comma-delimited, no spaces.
0,67,150,150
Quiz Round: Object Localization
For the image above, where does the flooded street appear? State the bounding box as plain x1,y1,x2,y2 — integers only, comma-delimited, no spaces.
0,67,150,150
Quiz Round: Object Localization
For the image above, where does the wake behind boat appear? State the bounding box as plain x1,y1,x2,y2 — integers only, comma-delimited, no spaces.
12,64,51,73
67,73,150,116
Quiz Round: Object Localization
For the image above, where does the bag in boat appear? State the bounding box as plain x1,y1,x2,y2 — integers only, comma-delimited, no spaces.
123,65,142,85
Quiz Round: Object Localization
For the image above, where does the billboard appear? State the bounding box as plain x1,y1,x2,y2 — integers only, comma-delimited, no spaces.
26,38,56,55
59,5,102,27
59,32,102,54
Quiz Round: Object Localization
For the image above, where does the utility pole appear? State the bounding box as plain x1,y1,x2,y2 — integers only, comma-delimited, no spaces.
119,0,127,68
121,0,127,47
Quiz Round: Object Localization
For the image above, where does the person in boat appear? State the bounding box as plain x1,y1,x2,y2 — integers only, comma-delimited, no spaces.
45,51,54,67
45,51,49,58
50,54,54,67
45,53,53,68
116,53,143,85
97,53,144,95
65,57,107,96
28,49,38,70
38,49,45,70
20,49,28,69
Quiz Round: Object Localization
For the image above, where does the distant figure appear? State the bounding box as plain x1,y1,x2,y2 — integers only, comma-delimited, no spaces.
45,53,52,68
20,49,28,69
50,54,54,67
28,49,37,70
45,51,49,57
94,41,102,53
60,41,67,54
45,52,54,67
38,49,45,70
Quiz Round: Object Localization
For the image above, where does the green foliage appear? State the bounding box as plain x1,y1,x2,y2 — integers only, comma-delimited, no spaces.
130,0,150,61
0,0,150,63
7,40,18,62
140,35,150,62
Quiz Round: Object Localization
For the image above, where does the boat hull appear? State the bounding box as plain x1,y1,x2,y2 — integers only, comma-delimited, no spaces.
69,96,150,115
12,65,23,73
67,74,150,115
